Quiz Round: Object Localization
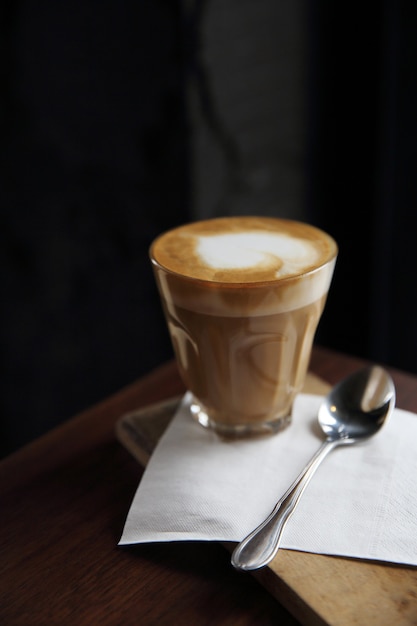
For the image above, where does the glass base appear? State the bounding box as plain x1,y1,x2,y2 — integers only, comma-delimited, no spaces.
189,398,292,438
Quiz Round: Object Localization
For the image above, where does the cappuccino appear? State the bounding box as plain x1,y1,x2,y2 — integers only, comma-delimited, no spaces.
151,217,337,435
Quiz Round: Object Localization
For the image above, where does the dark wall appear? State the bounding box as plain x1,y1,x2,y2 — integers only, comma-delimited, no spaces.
307,2,417,374
0,1,189,456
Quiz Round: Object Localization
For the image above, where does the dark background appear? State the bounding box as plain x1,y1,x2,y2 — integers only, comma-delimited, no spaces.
1,1,416,457
309,2,417,373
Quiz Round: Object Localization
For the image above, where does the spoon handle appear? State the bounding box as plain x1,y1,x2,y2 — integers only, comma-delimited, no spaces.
231,439,338,571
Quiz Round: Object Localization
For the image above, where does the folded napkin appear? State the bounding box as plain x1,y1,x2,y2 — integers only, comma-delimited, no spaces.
119,392,417,566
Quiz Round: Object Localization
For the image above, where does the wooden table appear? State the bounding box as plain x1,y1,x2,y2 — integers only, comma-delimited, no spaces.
1,346,416,625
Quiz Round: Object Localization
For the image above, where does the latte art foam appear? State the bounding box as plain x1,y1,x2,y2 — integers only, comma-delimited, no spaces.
151,216,336,284
196,232,319,279
151,217,337,316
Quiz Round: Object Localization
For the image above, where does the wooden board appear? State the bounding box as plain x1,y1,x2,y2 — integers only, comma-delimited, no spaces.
116,373,417,626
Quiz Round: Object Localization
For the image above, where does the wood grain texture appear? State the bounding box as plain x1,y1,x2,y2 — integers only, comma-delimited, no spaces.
1,346,416,625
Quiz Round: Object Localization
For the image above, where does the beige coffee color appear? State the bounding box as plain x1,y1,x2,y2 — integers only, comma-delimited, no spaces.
150,216,337,434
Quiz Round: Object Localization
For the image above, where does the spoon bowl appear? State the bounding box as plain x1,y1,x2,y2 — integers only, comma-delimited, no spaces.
319,365,395,442
231,365,396,571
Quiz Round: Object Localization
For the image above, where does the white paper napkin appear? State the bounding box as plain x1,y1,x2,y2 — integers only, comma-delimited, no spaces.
119,393,417,566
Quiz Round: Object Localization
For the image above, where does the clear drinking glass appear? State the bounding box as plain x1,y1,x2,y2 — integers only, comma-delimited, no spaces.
150,217,337,437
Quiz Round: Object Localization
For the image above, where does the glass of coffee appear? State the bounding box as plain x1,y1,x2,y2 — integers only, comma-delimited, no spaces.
150,216,337,437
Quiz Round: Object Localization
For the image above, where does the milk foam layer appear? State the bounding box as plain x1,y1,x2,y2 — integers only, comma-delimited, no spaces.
151,217,337,316
196,232,318,278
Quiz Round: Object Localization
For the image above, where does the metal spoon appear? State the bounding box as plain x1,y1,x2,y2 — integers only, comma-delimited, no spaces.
231,365,396,571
